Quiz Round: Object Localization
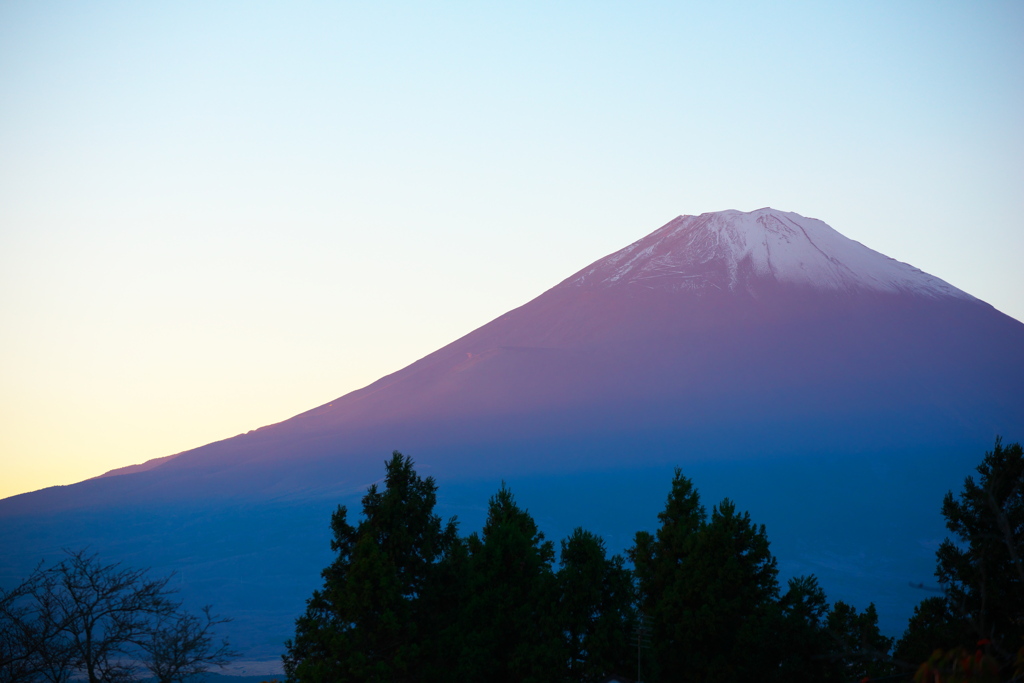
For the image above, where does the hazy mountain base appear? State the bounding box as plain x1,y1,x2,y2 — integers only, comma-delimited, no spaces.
0,445,974,670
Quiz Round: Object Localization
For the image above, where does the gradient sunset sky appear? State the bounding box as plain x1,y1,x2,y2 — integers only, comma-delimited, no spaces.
1,1,1022,500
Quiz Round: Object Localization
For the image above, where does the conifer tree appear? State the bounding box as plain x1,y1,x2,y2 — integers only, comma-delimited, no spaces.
630,469,705,682
630,470,781,682
558,528,635,682
775,575,838,682
455,484,562,683
283,452,457,683
695,499,780,681
936,438,1024,654
896,438,1024,678
893,595,966,668
824,601,893,680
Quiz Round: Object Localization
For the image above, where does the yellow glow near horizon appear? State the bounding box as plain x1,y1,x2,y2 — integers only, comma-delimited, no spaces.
1,2,1022,500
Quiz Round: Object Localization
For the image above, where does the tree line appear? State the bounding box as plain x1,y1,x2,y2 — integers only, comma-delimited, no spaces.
3,439,1020,682
281,440,1024,682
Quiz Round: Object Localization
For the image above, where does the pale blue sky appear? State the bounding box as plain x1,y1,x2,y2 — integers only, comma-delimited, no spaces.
1,1,1022,498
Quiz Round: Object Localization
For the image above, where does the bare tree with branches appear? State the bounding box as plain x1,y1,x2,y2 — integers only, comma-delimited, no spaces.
138,605,236,683
1,567,45,683
0,550,235,683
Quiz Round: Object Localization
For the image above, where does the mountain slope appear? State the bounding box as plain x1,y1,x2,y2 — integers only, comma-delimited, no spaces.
29,209,1015,496
2,208,1022,661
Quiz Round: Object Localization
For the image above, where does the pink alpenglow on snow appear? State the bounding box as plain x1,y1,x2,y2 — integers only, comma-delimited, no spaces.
570,208,972,299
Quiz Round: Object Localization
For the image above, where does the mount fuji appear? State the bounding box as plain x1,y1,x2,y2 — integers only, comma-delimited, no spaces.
2,208,1022,664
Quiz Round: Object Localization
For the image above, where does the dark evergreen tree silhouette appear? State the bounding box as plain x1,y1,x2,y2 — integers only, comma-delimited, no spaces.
937,438,1024,653
630,468,704,682
775,575,839,682
283,452,457,683
558,527,635,682
630,470,782,682
824,600,893,681
454,484,562,683
896,437,1024,679
893,595,966,667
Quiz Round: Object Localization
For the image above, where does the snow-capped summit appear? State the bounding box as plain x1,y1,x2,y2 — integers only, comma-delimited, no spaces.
568,208,972,300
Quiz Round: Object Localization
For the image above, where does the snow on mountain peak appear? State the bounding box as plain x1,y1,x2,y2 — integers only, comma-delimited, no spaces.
567,208,973,299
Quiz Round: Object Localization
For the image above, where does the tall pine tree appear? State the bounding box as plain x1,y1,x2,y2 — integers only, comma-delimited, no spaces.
896,438,1024,678
692,499,780,681
630,470,782,682
283,452,457,683
558,528,635,682
936,438,1024,654
630,469,706,682
775,575,838,682
455,484,562,683
824,601,893,680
